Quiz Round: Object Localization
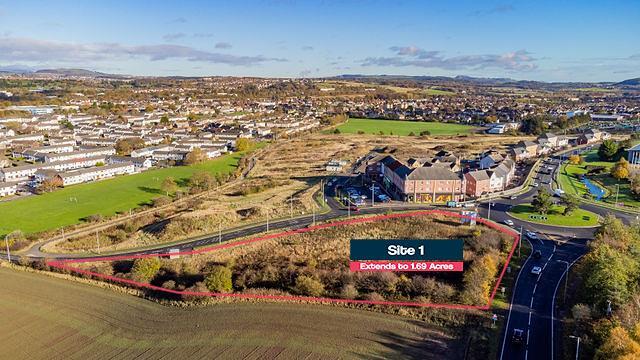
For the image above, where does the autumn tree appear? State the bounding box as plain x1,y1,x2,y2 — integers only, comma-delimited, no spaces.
160,177,178,196
235,138,254,152
116,138,145,156
184,148,207,165
568,154,583,165
37,177,63,193
189,171,214,192
611,158,630,180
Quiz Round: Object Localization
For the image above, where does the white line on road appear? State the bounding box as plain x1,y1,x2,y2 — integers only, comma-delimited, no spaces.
550,254,586,360
499,238,535,360
533,283,537,295
528,311,532,326
530,297,534,308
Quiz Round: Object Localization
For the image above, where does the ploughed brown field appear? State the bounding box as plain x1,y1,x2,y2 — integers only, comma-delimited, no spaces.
0,267,462,359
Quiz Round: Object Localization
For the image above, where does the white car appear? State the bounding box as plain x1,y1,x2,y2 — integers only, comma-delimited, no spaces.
503,219,514,226
531,266,542,275
526,231,538,240
532,182,539,187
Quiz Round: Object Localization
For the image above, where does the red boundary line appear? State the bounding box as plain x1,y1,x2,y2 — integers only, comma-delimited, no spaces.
47,210,520,310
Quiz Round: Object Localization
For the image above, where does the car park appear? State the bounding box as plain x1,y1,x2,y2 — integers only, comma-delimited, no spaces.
531,266,542,275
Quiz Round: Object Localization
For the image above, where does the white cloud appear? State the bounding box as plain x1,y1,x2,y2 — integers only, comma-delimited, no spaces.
0,37,286,66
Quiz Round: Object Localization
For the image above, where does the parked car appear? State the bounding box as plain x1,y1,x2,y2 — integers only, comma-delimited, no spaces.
531,266,542,275
525,231,538,240
532,182,539,187
533,250,542,259
348,205,360,212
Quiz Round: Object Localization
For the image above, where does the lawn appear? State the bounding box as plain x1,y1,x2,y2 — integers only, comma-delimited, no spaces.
0,267,460,359
332,118,476,136
0,152,245,236
508,204,599,227
558,150,640,208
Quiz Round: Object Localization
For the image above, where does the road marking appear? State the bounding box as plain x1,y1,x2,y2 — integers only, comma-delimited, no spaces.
530,296,534,308
527,329,530,345
533,284,537,295
550,253,586,360
528,311,532,326
499,238,535,360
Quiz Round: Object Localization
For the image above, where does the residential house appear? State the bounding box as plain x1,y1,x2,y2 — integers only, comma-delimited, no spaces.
0,182,17,197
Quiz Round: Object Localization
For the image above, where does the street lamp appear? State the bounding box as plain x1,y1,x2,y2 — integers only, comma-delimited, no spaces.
487,202,495,221
569,335,581,360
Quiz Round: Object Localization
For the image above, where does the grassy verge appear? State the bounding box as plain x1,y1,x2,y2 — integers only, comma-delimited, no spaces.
508,204,599,227
328,118,477,136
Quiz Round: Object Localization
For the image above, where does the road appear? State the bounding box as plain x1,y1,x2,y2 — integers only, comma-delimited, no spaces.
493,153,636,360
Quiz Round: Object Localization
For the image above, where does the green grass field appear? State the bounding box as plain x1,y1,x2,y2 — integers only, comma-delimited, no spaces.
0,267,459,359
332,118,476,136
558,151,640,207
508,204,599,227
0,152,244,236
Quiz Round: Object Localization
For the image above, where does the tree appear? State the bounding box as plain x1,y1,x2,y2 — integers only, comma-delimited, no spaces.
115,138,145,156
630,174,640,200
189,171,214,192
160,115,170,125
595,325,640,359
37,177,63,193
184,148,207,165
521,115,549,135
598,139,620,161
560,194,579,215
583,243,638,310
568,154,583,165
293,275,324,297
532,188,553,214
131,257,161,282
611,158,630,180
160,177,178,196
204,266,233,293
235,138,254,152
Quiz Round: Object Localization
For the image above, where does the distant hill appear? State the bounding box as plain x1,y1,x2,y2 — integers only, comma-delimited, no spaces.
616,78,640,86
34,68,121,78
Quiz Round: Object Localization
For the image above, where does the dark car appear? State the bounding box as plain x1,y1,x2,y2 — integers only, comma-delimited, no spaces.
533,250,542,259
349,205,360,212
512,329,525,345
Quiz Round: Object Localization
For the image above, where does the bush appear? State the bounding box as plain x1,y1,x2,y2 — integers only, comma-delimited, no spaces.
293,275,324,297
339,284,359,299
204,265,233,293
131,257,162,282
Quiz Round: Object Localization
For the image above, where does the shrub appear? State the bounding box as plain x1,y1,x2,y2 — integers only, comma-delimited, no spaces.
293,275,324,297
131,257,162,282
204,266,233,293
339,284,359,299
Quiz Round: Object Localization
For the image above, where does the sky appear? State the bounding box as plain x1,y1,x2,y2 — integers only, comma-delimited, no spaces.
0,0,638,82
